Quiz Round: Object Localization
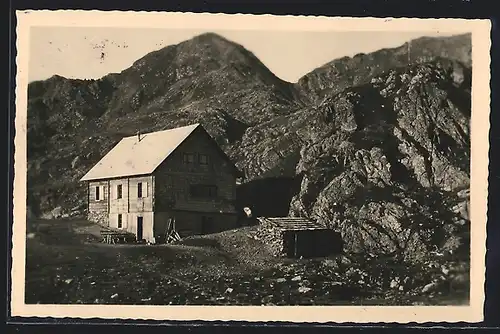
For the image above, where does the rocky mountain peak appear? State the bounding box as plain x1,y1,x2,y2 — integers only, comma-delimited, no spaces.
123,31,276,83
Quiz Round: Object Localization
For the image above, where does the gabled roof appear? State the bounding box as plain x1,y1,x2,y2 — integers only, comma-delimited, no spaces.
80,123,201,181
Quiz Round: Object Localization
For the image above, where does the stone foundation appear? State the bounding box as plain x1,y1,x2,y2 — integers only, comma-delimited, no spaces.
256,219,285,256
154,211,239,239
88,210,108,226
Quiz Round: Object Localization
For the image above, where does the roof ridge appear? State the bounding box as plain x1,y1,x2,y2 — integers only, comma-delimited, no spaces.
122,123,200,139
80,123,201,181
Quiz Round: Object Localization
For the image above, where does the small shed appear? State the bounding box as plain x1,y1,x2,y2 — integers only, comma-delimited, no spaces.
256,217,343,258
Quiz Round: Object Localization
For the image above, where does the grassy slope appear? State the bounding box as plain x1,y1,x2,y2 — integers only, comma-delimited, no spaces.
25,219,469,306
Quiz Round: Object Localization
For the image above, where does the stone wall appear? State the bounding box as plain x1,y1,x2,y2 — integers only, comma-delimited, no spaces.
88,180,109,226
256,218,285,256
88,210,108,226
154,210,239,240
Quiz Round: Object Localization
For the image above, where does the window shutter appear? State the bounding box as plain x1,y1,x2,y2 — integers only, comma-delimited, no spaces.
111,184,115,199
145,182,149,197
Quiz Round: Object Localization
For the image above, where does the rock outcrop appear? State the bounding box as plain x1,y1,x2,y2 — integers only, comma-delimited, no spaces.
288,58,471,260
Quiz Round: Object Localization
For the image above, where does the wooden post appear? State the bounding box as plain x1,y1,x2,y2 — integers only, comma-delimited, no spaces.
294,232,298,258
127,178,130,213
107,180,111,226
87,182,90,217
151,175,155,211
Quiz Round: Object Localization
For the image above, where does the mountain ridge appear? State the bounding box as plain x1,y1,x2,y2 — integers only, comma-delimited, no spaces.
298,33,471,100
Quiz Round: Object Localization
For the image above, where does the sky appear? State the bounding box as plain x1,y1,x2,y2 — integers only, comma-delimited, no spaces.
29,27,462,83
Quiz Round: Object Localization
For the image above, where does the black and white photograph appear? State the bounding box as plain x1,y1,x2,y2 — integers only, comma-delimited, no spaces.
12,11,491,323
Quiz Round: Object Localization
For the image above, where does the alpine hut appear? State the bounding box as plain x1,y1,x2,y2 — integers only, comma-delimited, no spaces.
80,123,243,243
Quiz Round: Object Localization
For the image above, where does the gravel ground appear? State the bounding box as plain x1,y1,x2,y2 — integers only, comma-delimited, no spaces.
25,219,469,306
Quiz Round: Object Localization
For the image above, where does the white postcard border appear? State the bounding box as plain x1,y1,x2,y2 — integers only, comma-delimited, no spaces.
12,11,491,323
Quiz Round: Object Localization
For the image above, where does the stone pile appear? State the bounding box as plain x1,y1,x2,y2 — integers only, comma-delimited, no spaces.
255,218,285,257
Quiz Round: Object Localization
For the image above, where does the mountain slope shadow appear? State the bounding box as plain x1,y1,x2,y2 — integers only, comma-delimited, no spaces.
236,176,303,218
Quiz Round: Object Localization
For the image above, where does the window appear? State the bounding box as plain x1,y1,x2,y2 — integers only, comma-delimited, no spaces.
137,182,143,198
94,185,106,201
183,153,194,164
199,154,210,165
136,182,148,198
190,185,218,199
95,185,106,201
117,184,123,199
118,214,123,228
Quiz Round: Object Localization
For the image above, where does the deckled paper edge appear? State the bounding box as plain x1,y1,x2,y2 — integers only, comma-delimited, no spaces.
11,11,491,323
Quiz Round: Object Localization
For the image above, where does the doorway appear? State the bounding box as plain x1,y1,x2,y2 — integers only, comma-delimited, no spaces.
137,216,144,241
283,231,297,258
201,216,214,234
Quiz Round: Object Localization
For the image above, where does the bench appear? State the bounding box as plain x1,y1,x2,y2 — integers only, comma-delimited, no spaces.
100,229,134,244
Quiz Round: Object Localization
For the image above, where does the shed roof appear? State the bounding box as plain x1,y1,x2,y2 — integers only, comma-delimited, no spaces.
257,217,327,231
80,123,200,181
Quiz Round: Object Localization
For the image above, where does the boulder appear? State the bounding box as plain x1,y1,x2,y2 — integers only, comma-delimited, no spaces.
40,211,54,219
26,206,35,219
71,156,81,169
422,282,439,294
51,206,63,219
